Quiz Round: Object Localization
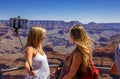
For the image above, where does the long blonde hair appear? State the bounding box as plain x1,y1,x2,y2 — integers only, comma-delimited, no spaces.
70,25,93,72
26,26,46,49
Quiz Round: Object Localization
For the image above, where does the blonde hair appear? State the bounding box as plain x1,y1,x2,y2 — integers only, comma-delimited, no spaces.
70,25,93,72
26,26,46,49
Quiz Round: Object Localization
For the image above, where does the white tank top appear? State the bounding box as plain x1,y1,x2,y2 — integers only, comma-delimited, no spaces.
25,52,50,79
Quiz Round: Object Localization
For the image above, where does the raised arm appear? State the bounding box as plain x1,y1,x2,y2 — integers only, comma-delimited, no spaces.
24,47,35,76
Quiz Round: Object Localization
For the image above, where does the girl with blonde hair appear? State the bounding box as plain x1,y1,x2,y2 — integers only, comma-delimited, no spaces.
25,26,50,79
62,25,98,79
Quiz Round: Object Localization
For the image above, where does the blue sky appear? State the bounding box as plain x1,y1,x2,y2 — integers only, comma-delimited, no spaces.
0,0,120,23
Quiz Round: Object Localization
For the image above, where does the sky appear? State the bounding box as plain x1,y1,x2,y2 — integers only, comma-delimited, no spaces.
0,0,120,23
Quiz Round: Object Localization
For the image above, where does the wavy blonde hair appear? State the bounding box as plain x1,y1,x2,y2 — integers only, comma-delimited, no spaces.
26,26,46,49
70,25,93,72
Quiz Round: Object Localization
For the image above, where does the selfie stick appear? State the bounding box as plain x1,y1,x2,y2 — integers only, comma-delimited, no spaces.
9,16,33,71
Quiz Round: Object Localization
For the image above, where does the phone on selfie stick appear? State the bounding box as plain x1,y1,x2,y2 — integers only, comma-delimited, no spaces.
9,16,33,71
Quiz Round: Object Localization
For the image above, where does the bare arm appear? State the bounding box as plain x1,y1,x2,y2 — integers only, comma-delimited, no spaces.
63,51,82,79
24,47,35,76
110,63,118,75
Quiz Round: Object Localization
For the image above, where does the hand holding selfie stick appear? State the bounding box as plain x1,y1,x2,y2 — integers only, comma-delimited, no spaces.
9,16,33,71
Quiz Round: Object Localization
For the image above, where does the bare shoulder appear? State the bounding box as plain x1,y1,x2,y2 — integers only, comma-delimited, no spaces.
25,47,35,55
25,47,33,52
73,49,82,58
72,49,82,63
73,48,81,55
